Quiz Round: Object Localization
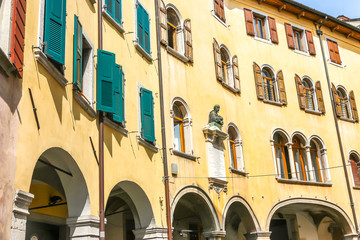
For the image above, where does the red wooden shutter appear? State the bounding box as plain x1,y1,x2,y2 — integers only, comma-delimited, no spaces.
349,90,359,122
277,70,287,105
184,19,193,62
253,62,264,100
232,55,240,92
331,83,342,117
159,0,167,45
284,23,295,49
333,41,341,64
213,38,223,82
315,81,325,114
295,74,305,109
327,39,336,63
219,0,225,22
268,17,278,44
306,30,316,56
244,9,254,36
351,160,360,187
10,0,27,78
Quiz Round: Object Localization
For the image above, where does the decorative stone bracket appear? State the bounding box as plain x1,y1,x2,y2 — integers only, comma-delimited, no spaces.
208,177,228,194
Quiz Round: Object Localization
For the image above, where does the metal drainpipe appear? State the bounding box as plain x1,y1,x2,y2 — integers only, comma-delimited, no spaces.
98,0,105,239
315,18,359,237
154,0,173,239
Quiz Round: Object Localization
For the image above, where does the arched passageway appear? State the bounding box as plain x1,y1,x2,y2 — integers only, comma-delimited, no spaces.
105,181,156,240
171,186,221,240
266,198,357,240
25,148,91,240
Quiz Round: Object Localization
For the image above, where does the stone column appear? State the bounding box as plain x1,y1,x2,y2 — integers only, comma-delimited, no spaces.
133,227,168,240
286,143,297,180
305,146,315,181
245,231,272,240
10,190,34,240
66,215,100,239
321,149,331,182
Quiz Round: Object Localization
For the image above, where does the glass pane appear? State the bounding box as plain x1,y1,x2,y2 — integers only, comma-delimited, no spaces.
174,123,181,151
311,151,321,182
276,147,285,178
258,19,264,39
294,149,304,180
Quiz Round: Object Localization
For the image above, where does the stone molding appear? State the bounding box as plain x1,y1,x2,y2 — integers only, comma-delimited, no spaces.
133,227,168,240
66,215,100,239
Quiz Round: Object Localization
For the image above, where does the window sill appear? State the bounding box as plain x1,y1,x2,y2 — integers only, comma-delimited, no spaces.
339,117,356,123
221,81,240,94
166,46,189,63
134,41,153,63
102,9,125,34
0,48,17,77
262,99,284,106
137,136,159,153
328,60,343,68
229,168,247,176
276,178,332,187
212,12,227,27
304,109,322,115
34,49,68,87
89,0,96,3
254,36,272,45
353,186,360,190
103,117,128,136
171,149,197,161
73,91,96,118
294,49,310,57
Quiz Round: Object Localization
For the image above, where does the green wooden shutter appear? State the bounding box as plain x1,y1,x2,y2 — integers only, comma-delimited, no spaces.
137,3,144,48
143,7,150,54
73,15,83,90
44,0,66,65
113,65,124,123
140,88,155,142
97,49,116,113
106,0,113,15
114,0,122,24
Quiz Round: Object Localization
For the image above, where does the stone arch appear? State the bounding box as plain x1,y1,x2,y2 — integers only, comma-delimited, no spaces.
221,195,261,238
271,128,291,144
26,147,92,239
309,135,326,150
265,198,356,236
291,131,308,146
171,186,221,238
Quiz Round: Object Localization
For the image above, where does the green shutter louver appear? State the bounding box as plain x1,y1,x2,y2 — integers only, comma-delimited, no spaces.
44,0,66,65
140,88,155,143
106,0,122,24
113,64,124,124
97,49,116,113
137,2,150,54
73,15,83,90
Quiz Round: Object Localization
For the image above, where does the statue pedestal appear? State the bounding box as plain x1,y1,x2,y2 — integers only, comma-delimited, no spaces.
203,124,228,194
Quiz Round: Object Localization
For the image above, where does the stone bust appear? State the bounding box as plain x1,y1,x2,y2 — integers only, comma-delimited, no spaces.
208,104,224,127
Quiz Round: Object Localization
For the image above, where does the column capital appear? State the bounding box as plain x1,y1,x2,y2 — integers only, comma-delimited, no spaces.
133,227,168,240
66,215,100,239
203,230,226,239
245,231,272,240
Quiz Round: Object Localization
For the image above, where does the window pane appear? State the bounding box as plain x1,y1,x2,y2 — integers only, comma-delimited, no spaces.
174,121,181,151
294,149,304,180
276,146,285,178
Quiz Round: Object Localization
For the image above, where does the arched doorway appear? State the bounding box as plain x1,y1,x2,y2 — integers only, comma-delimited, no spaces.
222,196,260,240
105,181,156,240
25,148,91,240
266,198,356,240
171,186,221,240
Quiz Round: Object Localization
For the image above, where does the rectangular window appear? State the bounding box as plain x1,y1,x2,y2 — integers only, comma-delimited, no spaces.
327,38,341,65
97,49,125,124
285,23,316,56
140,87,155,143
106,0,122,24
44,0,67,66
136,1,150,54
253,16,266,39
214,0,225,22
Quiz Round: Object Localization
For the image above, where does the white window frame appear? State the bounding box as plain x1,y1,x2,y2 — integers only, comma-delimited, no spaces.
261,64,279,103
325,36,344,68
289,23,310,56
211,0,227,27
0,0,14,59
309,135,331,183
251,9,272,44
165,4,185,56
102,0,125,34
227,123,245,172
301,76,319,112
171,97,194,156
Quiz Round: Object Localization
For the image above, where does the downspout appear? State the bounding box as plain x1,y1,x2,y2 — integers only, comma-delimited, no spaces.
98,0,105,239
315,18,359,237
154,0,173,239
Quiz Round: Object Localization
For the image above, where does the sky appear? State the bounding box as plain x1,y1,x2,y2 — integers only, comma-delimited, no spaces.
294,0,360,19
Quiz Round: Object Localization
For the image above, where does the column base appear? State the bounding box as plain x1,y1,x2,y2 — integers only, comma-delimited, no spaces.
66,215,100,239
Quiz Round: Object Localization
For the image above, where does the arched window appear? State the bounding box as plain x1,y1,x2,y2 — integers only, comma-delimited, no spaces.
292,136,309,181
336,88,351,119
303,78,315,111
166,7,183,52
220,46,234,87
172,99,193,155
227,124,244,172
273,132,291,179
262,67,277,101
310,140,323,182
350,152,360,187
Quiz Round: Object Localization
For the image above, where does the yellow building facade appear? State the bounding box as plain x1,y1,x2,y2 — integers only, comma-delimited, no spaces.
1,0,360,239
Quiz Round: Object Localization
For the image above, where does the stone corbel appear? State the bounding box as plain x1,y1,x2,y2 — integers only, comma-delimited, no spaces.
203,230,226,240
203,125,228,144
208,177,228,194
